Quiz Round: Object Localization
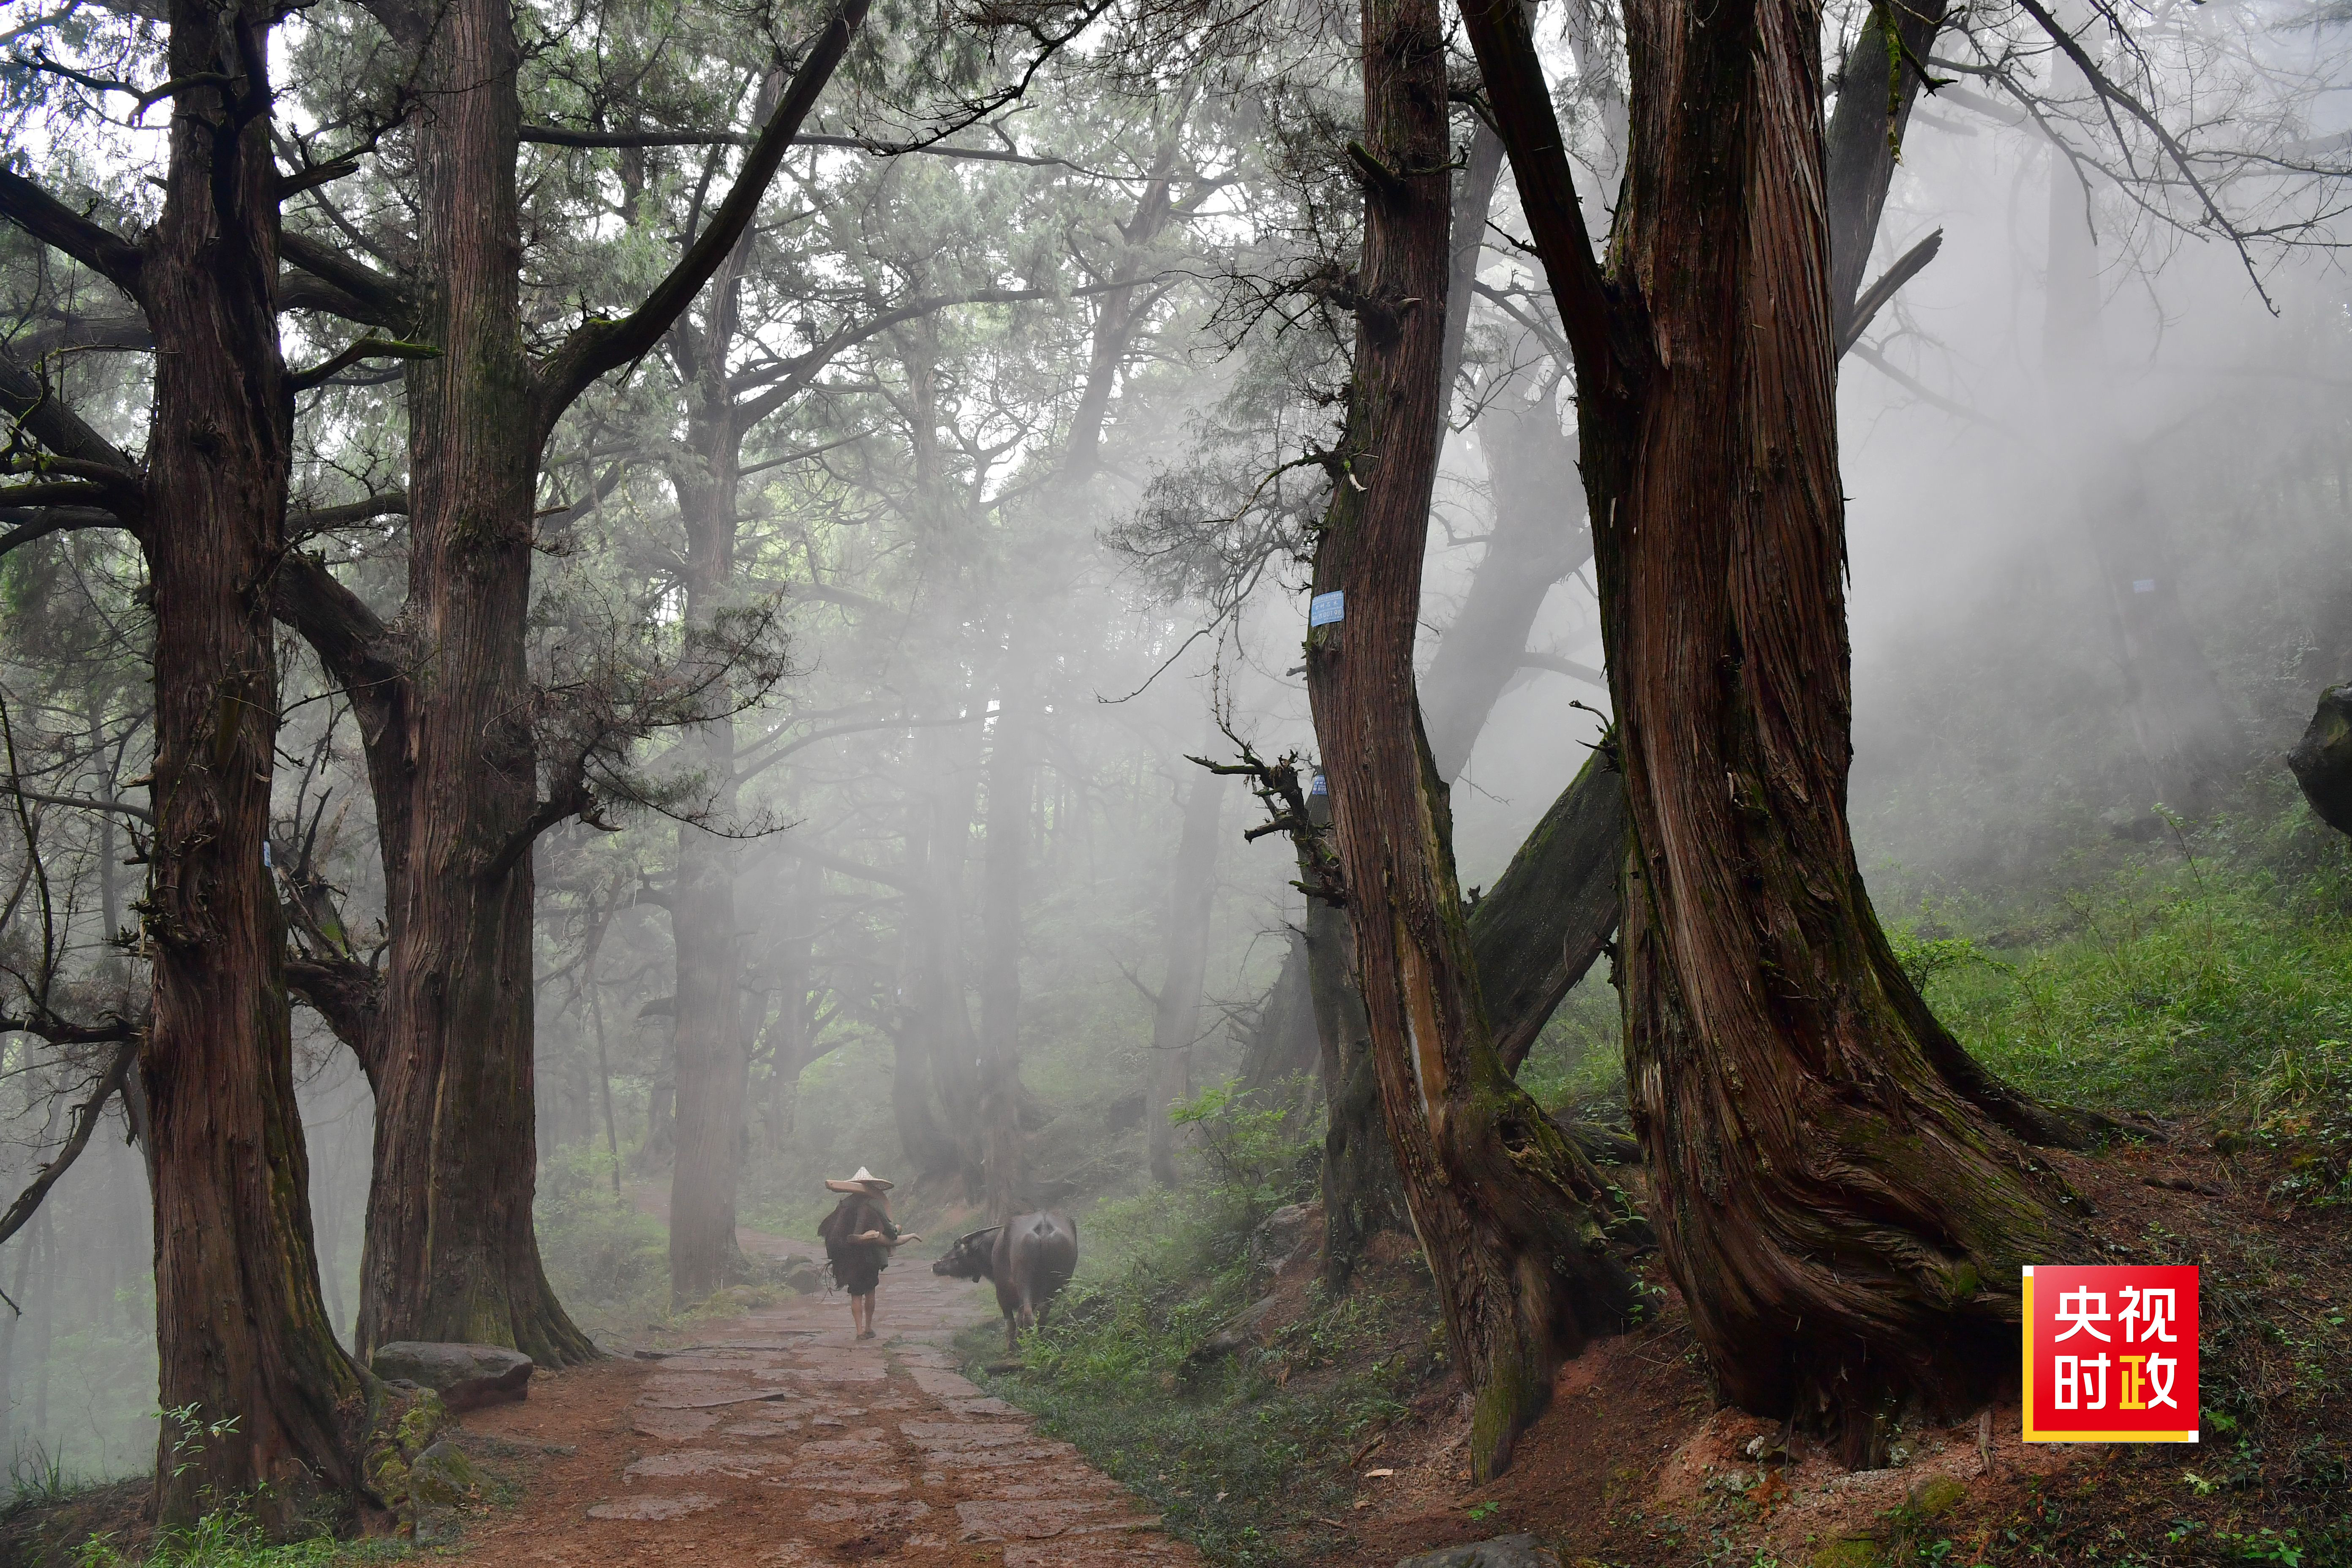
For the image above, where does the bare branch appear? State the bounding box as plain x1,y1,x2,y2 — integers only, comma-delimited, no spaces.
0,1034,142,1273
0,781,152,822
2011,0,2276,308
1840,229,1944,354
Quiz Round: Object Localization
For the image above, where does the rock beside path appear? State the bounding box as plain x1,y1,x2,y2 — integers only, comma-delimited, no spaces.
373,1341,535,1410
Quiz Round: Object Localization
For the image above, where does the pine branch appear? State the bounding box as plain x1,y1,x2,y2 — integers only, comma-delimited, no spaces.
532,0,873,427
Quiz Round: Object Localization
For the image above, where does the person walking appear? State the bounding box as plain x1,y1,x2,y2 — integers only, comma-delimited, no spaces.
817,1168,920,1339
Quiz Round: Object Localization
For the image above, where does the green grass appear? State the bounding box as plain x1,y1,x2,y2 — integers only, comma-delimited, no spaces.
1898,845,2352,1182
963,1084,1440,1566
531,1147,674,1335
71,1511,342,1568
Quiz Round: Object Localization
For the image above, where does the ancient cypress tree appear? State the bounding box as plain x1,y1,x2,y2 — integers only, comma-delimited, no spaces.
272,0,871,1357
1299,0,1638,1482
0,0,373,1518
1458,0,2085,1460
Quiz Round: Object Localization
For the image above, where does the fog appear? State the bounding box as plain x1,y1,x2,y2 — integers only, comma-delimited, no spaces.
0,0,2347,1493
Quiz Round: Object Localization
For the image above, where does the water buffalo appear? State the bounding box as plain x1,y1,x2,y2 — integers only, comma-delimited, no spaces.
931,1211,1079,1350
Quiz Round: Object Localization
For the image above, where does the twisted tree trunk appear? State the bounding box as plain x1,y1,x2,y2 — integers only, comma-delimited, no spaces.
1303,0,1636,1482
1464,0,2083,1463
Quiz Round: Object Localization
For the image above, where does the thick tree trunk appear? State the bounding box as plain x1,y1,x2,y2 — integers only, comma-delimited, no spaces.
976,681,1036,1220
1433,0,2001,1079
1299,784,1407,1292
354,0,592,1366
1465,0,2084,1463
1304,0,1636,1482
1146,770,1223,1184
1466,744,1624,1072
139,0,368,1517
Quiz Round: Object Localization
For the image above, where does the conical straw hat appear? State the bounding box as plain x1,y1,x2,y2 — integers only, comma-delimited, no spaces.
825,1165,893,1193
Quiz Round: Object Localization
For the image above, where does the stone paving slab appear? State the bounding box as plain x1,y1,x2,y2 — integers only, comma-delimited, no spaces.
538,1263,1202,1564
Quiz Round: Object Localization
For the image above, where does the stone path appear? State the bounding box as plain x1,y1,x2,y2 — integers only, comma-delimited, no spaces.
454,1263,1202,1566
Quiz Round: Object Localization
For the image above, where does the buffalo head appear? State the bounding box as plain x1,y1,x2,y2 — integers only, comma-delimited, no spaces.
931,1226,1001,1282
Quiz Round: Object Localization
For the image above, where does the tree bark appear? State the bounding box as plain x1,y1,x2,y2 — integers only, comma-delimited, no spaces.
1145,769,1223,1185
1435,0,1984,1077
1466,743,1624,1073
1304,0,1636,1483
1299,782,1407,1292
138,0,369,1517
350,0,593,1366
1462,0,2085,1463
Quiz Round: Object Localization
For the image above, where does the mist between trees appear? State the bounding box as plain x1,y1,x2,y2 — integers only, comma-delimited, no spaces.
0,0,2346,1529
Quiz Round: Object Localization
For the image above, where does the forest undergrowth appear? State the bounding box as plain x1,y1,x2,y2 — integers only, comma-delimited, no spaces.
962,1083,1448,1566
962,795,2352,1568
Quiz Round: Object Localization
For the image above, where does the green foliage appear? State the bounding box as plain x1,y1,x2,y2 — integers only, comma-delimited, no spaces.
73,1511,338,1568
1165,1080,1321,1211
6,1445,94,1514
532,1147,670,1329
1916,854,2352,1146
1516,968,1625,1114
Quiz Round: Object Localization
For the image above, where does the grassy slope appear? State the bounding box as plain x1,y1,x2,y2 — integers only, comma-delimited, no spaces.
966,805,2352,1567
